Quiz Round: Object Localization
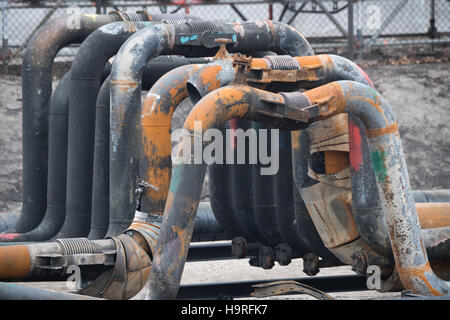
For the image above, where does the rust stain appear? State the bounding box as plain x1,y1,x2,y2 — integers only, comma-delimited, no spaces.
417,202,450,229
324,151,349,174
304,82,346,119
0,245,31,279
366,122,399,138
111,79,139,89
397,262,444,296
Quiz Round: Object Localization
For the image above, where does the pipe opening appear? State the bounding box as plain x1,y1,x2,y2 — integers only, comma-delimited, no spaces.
186,82,203,105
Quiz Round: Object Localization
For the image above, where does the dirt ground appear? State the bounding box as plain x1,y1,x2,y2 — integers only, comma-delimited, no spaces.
0,55,449,300
1,61,449,212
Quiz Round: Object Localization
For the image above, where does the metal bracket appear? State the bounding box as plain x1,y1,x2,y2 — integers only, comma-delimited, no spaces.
251,280,335,300
257,96,318,123
35,251,116,270
246,66,321,84
212,38,233,60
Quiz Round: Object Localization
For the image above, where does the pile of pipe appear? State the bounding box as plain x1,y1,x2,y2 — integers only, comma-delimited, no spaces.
0,10,449,300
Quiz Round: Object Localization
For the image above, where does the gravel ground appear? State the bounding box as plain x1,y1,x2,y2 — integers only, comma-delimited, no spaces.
0,61,449,300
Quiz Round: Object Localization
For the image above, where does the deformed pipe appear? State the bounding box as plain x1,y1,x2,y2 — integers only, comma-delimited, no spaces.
288,80,450,296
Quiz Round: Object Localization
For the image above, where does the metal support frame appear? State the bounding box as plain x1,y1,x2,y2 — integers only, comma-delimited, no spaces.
1,0,8,74
363,0,409,49
176,275,368,299
311,0,347,37
230,4,248,21
347,0,354,58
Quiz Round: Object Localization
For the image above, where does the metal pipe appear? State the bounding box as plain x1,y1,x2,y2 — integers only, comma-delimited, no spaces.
349,114,450,259
17,13,198,237
54,21,155,239
139,64,203,219
148,85,310,299
0,202,224,300
17,13,118,233
187,53,373,257
0,282,101,300
89,57,210,240
289,80,450,296
187,54,373,104
109,20,315,238
57,18,200,239
0,71,71,242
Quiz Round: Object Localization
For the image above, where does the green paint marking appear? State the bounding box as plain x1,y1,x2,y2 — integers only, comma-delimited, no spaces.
169,165,184,194
371,149,387,183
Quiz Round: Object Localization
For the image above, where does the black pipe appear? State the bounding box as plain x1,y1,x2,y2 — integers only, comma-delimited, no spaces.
0,71,71,242
251,121,282,246
88,77,111,240
176,275,367,300
231,119,264,241
17,13,118,233
54,21,155,239
208,123,248,239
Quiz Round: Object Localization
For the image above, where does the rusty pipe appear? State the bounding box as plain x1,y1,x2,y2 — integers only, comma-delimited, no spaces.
187,54,372,256
148,85,310,299
139,64,203,218
289,80,450,296
109,20,315,238
187,54,373,104
0,202,221,300
348,114,450,260
18,13,199,238
89,57,210,240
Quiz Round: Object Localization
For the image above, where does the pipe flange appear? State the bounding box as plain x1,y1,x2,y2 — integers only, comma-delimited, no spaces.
263,55,300,70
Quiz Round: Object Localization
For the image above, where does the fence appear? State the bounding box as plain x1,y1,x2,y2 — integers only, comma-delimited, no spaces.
1,0,449,68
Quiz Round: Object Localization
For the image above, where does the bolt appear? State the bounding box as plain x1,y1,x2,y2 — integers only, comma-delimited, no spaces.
275,243,292,266
351,251,368,275
303,252,320,276
231,236,247,259
258,246,275,270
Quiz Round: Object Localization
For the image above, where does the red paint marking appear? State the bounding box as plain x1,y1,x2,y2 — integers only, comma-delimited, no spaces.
349,120,363,172
356,64,374,88
0,233,20,240
229,118,237,150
